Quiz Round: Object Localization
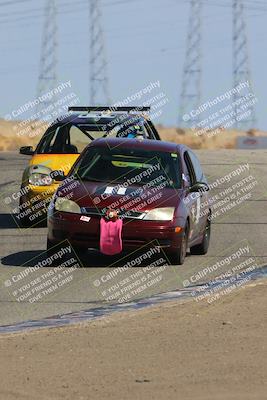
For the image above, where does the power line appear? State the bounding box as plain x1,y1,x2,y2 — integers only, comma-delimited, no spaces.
0,0,31,6
0,0,266,26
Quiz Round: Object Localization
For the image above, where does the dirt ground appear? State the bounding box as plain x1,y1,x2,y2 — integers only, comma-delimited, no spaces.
0,280,266,400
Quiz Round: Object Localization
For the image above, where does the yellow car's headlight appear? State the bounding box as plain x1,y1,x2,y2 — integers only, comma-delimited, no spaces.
55,198,81,214
29,173,53,186
143,207,175,221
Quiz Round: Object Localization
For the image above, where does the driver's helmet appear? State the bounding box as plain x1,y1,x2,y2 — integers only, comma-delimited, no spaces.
116,120,145,139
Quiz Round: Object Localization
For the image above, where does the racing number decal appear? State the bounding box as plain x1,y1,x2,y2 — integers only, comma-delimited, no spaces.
190,195,200,224
195,195,201,224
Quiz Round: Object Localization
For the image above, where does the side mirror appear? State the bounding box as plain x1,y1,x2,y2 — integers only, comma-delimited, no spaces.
20,146,34,155
50,170,66,181
189,182,209,193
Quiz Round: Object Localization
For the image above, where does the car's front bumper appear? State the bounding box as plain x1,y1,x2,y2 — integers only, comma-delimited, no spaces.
48,212,185,254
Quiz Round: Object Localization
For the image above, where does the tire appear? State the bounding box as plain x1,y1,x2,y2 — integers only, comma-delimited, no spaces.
71,245,88,258
18,215,32,228
168,222,189,265
190,218,211,255
17,193,31,228
46,238,59,258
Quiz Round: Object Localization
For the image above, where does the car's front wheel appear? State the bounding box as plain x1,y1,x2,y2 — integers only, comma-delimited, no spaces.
46,238,60,259
16,194,30,227
168,222,189,265
190,218,211,255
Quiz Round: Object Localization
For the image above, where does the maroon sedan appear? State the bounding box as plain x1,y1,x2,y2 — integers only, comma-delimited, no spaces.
47,138,211,265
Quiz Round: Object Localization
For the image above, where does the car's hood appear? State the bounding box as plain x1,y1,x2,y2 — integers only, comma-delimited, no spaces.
29,154,79,174
59,179,182,211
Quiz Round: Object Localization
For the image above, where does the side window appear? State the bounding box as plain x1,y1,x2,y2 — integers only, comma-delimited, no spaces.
183,152,195,186
69,125,91,153
188,150,205,183
37,125,68,154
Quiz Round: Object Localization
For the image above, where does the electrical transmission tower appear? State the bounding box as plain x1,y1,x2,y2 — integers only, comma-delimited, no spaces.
36,0,58,117
179,0,202,128
89,0,110,105
233,0,256,129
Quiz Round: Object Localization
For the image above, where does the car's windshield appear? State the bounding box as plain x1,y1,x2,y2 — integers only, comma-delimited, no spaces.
36,121,149,154
36,123,108,154
72,146,182,189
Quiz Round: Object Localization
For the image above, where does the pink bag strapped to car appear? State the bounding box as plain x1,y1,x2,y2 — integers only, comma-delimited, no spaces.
100,209,123,255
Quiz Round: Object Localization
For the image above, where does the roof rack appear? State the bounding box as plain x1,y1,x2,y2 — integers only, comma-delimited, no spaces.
68,106,150,113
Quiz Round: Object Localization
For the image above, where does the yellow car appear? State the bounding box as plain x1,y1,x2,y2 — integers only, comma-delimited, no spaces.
18,106,160,226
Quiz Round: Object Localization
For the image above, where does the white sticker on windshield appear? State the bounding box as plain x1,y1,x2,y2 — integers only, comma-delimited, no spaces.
104,187,114,194
118,187,126,195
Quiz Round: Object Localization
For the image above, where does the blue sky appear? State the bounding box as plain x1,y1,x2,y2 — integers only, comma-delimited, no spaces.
0,0,266,129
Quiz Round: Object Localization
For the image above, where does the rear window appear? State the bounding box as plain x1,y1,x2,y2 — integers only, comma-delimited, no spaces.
72,146,182,189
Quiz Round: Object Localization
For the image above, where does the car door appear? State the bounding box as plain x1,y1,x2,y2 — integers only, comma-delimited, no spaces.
182,151,200,242
187,150,209,236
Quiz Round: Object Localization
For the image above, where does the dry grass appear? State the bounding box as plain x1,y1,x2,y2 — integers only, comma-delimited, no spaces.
0,118,266,151
158,126,267,149
0,119,47,151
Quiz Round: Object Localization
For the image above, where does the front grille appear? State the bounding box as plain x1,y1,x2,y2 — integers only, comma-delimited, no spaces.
80,207,102,217
80,207,145,220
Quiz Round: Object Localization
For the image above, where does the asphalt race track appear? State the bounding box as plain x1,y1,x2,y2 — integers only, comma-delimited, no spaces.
0,150,266,328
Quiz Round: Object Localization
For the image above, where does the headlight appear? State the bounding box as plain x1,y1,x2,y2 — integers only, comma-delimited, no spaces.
143,207,175,221
29,173,53,186
54,198,81,214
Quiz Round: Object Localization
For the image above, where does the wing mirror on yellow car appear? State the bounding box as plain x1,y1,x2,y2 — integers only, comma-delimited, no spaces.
20,146,34,155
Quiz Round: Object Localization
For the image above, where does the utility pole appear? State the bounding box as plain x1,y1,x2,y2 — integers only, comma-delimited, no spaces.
179,0,202,128
233,0,256,129
89,0,110,105
36,0,58,117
